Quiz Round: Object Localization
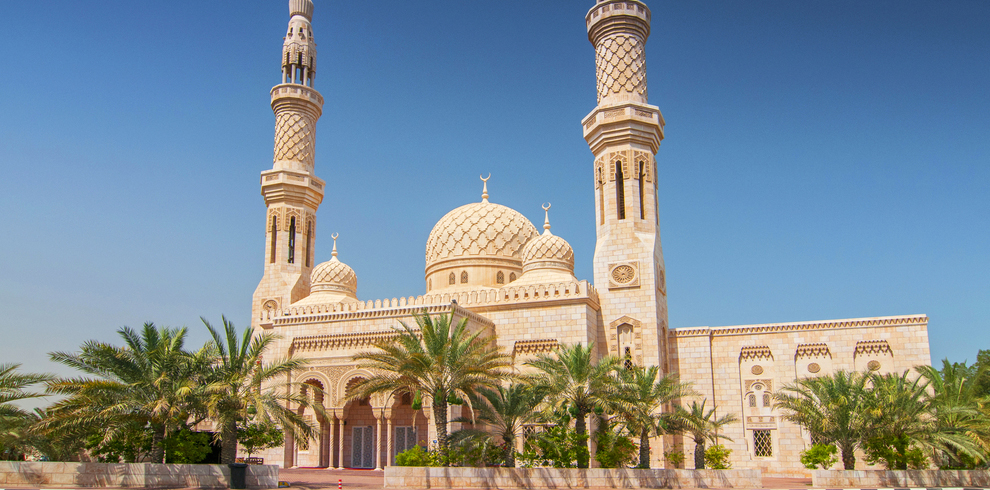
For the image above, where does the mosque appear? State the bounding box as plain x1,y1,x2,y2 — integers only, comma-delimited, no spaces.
249,0,932,475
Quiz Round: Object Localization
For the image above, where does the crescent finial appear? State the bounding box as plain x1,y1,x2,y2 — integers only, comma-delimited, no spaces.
542,203,551,232
480,174,491,203
331,233,339,258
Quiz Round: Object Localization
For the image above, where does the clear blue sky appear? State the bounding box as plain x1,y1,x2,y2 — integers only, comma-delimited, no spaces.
1,1,988,383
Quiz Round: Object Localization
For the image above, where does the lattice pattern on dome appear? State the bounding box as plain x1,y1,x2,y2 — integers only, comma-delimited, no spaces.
311,258,356,293
522,233,575,268
595,34,647,103
425,202,538,268
273,112,315,166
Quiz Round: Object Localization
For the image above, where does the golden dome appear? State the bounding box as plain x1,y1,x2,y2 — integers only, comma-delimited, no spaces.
424,177,539,291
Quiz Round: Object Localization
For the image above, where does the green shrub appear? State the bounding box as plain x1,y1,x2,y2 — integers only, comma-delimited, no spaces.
864,435,928,470
800,444,837,470
704,444,732,469
664,450,684,469
395,445,432,466
163,429,212,464
593,420,637,468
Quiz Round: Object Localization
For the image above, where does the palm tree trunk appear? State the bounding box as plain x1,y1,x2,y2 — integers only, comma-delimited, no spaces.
504,436,515,468
639,427,651,469
694,440,706,469
150,424,166,464
574,410,589,468
220,420,238,464
433,399,449,465
839,442,855,470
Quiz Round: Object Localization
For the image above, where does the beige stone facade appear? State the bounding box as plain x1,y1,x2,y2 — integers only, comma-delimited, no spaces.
248,0,931,474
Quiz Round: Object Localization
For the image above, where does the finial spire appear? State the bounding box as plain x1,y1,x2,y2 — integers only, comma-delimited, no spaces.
480,174,491,203
542,203,552,232
331,233,339,259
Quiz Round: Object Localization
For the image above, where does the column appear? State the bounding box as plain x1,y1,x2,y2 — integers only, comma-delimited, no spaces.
588,415,599,468
283,431,295,468
385,417,393,467
328,414,337,469
338,416,346,469
375,416,384,470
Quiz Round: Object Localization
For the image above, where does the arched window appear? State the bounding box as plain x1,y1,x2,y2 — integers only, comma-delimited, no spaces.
598,167,605,225
615,163,625,220
509,272,516,282
763,393,771,407
304,222,312,267
638,161,645,219
448,272,456,285
460,271,468,283
496,271,505,284
749,394,757,407
287,217,296,264
269,216,277,264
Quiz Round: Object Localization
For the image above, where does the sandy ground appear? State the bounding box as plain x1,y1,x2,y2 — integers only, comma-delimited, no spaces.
278,468,814,490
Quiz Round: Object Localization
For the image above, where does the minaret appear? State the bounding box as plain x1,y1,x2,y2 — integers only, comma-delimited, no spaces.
582,1,669,370
252,0,326,328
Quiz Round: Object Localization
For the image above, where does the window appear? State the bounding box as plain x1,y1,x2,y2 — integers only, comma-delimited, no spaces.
287,217,296,263
394,426,418,459
753,430,773,457
598,168,605,225
623,347,633,370
428,278,432,291
638,161,645,219
509,272,516,282
449,272,455,285
496,271,504,284
269,217,277,263
748,394,756,408
460,271,468,283
304,222,312,267
763,393,771,407
615,163,625,220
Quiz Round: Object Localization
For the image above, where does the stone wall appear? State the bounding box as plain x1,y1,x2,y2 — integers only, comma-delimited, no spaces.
0,461,278,489
384,466,762,489
813,469,990,488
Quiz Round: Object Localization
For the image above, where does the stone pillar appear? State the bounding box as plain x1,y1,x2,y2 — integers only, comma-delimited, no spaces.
338,417,346,469
385,416,393,467
283,431,295,468
375,415,384,470
328,414,337,469
588,415,599,468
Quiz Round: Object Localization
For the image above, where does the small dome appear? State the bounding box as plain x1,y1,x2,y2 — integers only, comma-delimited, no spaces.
311,257,356,296
514,204,577,285
522,231,575,273
294,235,358,306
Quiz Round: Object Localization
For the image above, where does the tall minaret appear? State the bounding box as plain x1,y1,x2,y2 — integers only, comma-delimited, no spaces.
252,0,326,328
583,1,669,370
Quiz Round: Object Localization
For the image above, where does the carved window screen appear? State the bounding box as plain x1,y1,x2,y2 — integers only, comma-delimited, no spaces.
753,429,773,457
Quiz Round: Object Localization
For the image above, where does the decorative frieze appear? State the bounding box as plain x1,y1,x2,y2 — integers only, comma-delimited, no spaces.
740,346,774,361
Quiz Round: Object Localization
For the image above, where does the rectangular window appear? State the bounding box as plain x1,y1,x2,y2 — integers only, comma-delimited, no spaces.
287,217,296,264
394,426,418,460
753,429,773,457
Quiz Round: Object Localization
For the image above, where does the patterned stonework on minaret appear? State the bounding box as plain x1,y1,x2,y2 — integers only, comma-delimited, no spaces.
582,0,669,371
252,0,326,330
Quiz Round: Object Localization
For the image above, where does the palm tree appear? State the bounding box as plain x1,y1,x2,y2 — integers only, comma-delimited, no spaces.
0,364,53,459
615,365,694,468
674,399,737,470
525,343,624,468
861,370,984,469
350,310,512,463
916,361,990,467
200,316,317,464
774,370,868,469
43,323,200,463
452,383,543,467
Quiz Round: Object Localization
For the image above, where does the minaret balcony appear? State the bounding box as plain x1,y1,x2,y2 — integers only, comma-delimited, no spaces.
260,169,325,209
271,83,324,112
583,102,665,155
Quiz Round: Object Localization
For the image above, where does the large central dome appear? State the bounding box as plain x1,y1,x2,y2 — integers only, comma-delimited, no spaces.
424,181,538,292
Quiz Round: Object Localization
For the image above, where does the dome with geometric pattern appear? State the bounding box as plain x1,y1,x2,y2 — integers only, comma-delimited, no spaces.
514,204,577,285
296,235,358,305
424,178,539,291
